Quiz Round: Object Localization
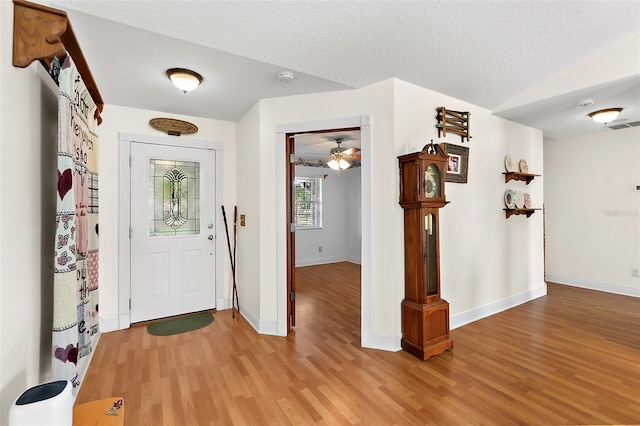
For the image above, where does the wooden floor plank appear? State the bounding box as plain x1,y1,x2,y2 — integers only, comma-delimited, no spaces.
77,262,640,425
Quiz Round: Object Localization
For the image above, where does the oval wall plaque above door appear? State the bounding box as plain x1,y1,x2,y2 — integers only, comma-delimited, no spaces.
149,118,198,136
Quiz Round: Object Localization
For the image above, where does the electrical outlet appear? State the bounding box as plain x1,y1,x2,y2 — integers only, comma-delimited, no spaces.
632,268,640,278
318,246,323,253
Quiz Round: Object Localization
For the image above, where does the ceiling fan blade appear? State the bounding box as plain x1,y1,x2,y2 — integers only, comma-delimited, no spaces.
350,154,361,159
342,147,360,156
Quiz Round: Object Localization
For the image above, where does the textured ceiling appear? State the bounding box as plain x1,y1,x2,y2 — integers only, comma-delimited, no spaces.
295,130,362,158
49,0,640,139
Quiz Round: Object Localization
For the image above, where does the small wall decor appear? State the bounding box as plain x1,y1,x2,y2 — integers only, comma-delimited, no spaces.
436,107,471,142
502,156,541,218
149,118,198,136
442,143,469,183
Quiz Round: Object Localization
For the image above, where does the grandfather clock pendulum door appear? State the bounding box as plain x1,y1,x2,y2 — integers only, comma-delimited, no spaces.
398,142,453,360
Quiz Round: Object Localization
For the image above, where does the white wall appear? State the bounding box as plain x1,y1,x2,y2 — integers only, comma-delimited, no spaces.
345,167,362,264
0,2,59,420
394,80,546,321
236,78,546,346
234,81,393,336
545,127,640,296
96,105,237,328
294,165,361,266
235,102,261,320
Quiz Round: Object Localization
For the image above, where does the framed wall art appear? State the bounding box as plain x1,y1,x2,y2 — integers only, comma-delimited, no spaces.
442,143,469,183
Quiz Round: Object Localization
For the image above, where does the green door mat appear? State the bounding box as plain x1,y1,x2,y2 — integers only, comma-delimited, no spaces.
147,312,214,336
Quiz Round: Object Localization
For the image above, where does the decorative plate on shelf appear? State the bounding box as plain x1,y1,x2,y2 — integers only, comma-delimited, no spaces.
504,155,516,172
519,159,528,173
504,189,516,209
514,191,525,209
523,193,532,209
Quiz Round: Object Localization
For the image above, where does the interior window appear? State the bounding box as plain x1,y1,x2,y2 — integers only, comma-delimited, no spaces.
294,176,322,229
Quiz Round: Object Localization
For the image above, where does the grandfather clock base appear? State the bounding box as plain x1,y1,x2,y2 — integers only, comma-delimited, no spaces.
401,299,453,360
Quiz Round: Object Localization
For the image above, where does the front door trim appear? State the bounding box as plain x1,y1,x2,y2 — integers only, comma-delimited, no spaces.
118,132,225,329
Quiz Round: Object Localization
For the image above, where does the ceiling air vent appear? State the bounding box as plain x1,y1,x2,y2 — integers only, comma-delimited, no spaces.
607,121,640,130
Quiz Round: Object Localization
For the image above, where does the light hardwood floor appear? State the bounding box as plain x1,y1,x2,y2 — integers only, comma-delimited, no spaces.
77,262,640,425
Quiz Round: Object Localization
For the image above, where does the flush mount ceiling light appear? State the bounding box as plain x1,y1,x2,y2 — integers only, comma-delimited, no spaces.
166,68,202,93
588,108,623,124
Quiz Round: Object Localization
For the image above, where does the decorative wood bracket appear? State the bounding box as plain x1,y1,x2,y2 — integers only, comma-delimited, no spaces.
12,0,104,123
504,208,540,219
436,107,471,142
503,172,540,185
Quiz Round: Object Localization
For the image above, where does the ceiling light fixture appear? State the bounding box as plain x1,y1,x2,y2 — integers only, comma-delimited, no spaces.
327,138,352,175
327,157,351,171
588,108,623,124
167,68,203,93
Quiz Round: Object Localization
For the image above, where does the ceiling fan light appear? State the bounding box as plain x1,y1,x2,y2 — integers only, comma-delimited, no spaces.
327,157,351,171
167,68,203,93
588,108,622,124
326,137,353,173
338,158,351,169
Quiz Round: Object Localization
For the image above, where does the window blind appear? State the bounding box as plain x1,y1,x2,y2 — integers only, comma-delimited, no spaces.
294,177,322,228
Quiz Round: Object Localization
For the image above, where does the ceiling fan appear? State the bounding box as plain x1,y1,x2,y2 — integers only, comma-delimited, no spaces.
327,137,360,172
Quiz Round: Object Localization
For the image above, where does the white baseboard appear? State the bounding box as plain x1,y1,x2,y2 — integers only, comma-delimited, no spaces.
237,300,258,332
296,257,362,267
99,317,120,333
346,256,361,265
296,256,344,267
236,300,280,336
216,297,232,311
545,273,639,297
361,286,547,351
362,331,401,352
450,285,547,329
118,313,130,330
258,318,279,336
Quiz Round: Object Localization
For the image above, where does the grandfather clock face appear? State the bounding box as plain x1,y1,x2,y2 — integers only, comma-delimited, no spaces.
424,164,441,198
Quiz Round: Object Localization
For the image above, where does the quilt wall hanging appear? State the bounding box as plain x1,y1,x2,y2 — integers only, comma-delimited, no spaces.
52,55,99,391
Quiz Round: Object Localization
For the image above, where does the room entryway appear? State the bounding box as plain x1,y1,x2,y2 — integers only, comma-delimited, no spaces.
129,141,217,323
275,116,372,341
286,127,362,331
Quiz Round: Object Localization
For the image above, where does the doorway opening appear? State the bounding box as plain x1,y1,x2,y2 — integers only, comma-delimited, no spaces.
286,127,362,334
275,115,372,347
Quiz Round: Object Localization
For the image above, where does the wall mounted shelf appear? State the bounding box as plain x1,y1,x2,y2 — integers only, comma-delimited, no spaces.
12,0,103,123
503,172,540,185
504,208,540,219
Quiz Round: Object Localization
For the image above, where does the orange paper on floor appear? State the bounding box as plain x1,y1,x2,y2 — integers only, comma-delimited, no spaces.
73,397,124,426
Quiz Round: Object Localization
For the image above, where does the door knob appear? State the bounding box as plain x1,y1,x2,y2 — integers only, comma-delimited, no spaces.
208,235,214,240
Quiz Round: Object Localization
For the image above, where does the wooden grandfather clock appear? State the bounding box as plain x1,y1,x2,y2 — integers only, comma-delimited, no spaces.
398,142,453,360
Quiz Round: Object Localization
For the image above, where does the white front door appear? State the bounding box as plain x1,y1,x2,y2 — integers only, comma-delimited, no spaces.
130,142,216,322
